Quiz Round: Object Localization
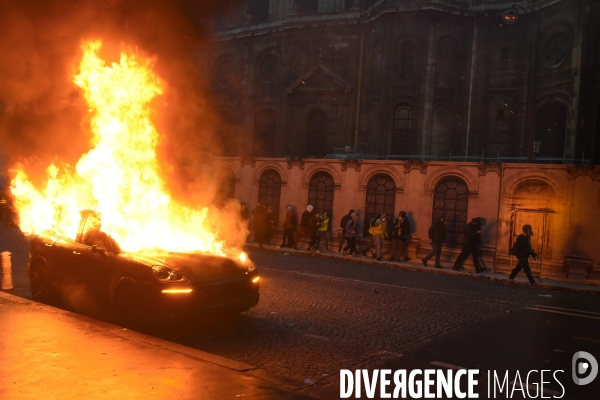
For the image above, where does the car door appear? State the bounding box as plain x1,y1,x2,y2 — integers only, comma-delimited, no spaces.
50,238,91,293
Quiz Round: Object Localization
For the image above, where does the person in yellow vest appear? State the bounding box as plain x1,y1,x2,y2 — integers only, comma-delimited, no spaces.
315,211,330,253
368,213,387,261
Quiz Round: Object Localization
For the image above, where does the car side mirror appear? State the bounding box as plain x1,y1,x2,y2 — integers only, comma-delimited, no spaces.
92,245,107,256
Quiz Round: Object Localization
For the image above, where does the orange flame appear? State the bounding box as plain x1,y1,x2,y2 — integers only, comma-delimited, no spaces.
11,40,236,257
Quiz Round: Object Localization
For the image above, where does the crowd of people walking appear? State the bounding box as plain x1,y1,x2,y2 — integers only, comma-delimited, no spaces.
246,202,540,283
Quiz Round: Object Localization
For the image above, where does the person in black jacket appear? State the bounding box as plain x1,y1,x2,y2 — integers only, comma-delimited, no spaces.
337,209,355,254
452,217,487,273
293,205,314,250
508,224,538,285
422,215,446,268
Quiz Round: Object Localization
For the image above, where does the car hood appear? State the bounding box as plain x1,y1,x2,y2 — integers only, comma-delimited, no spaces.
122,250,252,283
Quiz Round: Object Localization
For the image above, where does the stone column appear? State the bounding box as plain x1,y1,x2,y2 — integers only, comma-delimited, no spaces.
419,23,437,156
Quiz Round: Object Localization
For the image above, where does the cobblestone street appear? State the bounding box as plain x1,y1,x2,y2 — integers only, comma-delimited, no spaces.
130,248,595,390
2,226,599,396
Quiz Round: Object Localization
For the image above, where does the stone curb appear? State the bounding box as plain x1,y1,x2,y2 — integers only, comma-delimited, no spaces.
245,243,600,294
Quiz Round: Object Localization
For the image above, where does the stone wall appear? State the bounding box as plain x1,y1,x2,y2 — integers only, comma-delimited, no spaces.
208,157,600,282
205,0,600,164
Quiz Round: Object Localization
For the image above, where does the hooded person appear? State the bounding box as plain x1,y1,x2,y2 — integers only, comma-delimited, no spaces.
293,205,314,250
452,217,486,273
422,214,446,268
338,209,356,254
508,224,538,285
281,205,297,248
342,212,360,256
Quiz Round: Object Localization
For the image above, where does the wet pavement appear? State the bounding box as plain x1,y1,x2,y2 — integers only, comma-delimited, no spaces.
0,291,319,400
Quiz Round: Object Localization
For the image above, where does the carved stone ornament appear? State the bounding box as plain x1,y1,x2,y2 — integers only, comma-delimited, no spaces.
340,159,362,172
286,157,306,170
240,157,256,168
403,160,429,174
477,162,502,177
566,165,600,181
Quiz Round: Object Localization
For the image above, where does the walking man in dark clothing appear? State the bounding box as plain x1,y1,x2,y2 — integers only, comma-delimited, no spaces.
422,215,446,268
452,217,487,273
293,205,314,250
307,211,321,251
342,212,359,256
390,211,411,261
281,205,297,248
508,224,538,285
337,209,355,254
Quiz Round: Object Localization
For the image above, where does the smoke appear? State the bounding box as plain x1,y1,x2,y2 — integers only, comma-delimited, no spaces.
0,0,241,181
0,0,251,252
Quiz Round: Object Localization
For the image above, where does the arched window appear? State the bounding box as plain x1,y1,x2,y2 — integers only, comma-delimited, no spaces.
392,105,412,155
400,42,413,80
258,169,281,224
535,103,567,158
364,174,396,236
253,109,277,157
215,168,236,207
432,177,469,248
308,172,335,230
435,38,456,87
306,109,328,157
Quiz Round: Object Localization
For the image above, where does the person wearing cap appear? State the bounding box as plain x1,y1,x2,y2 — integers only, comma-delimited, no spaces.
293,205,314,250
422,215,446,268
452,217,487,273
508,224,538,285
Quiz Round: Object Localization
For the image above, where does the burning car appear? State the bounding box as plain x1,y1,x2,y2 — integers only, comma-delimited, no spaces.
28,210,260,322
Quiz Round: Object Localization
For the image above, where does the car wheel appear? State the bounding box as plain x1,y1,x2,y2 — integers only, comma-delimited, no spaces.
112,280,147,326
29,262,54,304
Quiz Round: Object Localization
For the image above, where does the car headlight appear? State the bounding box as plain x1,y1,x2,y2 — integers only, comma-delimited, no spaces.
152,266,187,282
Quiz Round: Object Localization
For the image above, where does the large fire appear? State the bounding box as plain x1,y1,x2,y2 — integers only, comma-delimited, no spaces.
11,40,233,257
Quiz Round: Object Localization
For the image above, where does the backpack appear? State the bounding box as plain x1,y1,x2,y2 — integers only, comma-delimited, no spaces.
509,237,520,256
370,218,377,228
340,215,351,229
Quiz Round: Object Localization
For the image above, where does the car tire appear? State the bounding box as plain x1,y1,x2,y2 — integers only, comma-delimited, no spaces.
29,262,54,304
112,280,147,326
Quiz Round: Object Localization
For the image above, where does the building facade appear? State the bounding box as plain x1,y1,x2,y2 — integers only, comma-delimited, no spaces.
205,156,600,283
206,0,600,164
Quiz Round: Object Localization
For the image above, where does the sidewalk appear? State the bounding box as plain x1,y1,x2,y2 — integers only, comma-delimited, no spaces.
0,291,327,400
245,242,600,294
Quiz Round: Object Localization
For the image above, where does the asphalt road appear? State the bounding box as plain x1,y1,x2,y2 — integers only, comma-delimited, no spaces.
2,227,599,399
